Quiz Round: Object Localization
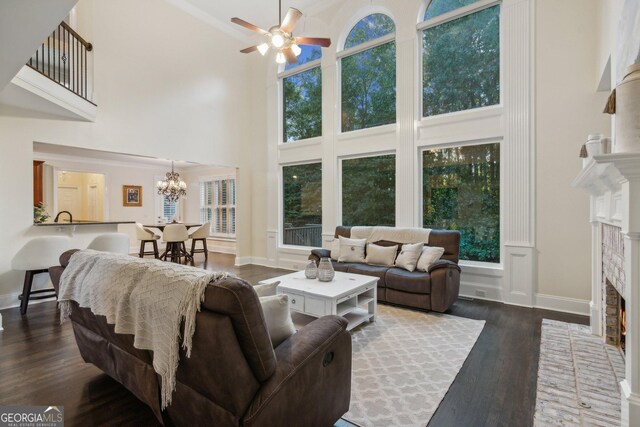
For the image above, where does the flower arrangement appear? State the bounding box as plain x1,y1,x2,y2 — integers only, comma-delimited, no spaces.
34,202,50,224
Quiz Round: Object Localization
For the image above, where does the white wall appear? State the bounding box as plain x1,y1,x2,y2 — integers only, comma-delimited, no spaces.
535,0,611,303
0,0,260,307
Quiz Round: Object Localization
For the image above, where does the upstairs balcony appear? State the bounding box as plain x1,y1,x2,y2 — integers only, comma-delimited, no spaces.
0,21,96,121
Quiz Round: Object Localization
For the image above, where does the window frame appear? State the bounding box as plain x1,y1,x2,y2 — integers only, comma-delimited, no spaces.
337,13,397,135
278,58,323,145
279,160,323,250
338,150,397,227
418,139,504,268
199,174,236,239
417,0,503,121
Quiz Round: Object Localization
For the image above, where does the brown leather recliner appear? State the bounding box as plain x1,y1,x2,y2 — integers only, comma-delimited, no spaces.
49,250,352,427
309,226,461,313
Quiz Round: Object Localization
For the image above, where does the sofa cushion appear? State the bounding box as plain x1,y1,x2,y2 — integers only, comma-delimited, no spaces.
347,264,389,287
416,246,445,272
253,281,280,297
338,236,366,263
365,243,397,267
259,294,296,348
385,268,431,294
394,243,424,272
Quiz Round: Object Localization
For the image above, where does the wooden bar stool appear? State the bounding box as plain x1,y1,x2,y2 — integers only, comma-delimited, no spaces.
11,236,71,315
88,233,130,254
189,222,210,260
162,224,191,264
136,223,160,258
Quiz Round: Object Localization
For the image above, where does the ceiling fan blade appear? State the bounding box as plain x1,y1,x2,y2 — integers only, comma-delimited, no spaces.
281,8,302,33
230,17,269,35
295,37,332,47
240,45,259,54
282,47,298,64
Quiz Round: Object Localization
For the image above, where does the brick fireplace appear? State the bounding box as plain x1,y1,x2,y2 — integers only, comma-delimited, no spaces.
602,224,626,349
573,153,640,426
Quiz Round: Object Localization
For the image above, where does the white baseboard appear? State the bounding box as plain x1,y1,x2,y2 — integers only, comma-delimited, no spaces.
208,244,236,255
534,293,590,316
235,256,273,267
459,281,503,302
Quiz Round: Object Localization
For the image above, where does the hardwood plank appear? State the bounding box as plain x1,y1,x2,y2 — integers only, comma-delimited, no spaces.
0,253,588,426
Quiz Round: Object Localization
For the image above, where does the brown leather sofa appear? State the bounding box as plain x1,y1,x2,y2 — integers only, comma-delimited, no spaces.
309,226,461,313
49,250,352,427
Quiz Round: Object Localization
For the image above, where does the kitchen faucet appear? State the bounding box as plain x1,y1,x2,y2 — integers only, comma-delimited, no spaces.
54,211,73,223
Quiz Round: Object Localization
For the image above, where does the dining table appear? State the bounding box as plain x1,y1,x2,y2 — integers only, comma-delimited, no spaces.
142,222,202,231
142,223,202,262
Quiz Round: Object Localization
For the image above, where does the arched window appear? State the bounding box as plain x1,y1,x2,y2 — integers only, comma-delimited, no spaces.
282,46,322,142
340,13,396,132
421,0,500,117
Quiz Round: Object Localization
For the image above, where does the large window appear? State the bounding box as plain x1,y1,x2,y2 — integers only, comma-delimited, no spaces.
341,14,396,132
282,163,322,247
422,143,500,263
342,154,395,226
282,46,322,142
422,2,500,117
200,178,236,236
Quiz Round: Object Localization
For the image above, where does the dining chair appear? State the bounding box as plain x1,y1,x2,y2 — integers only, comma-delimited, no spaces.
136,223,160,258
162,224,191,263
189,222,210,260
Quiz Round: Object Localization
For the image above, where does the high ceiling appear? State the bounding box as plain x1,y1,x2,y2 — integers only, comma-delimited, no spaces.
170,0,333,41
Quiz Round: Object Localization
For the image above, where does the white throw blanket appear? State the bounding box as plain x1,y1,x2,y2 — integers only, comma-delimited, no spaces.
58,250,230,409
351,226,431,244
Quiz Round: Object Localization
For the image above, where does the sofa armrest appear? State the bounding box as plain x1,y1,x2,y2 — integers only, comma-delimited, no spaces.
309,248,331,264
243,316,352,427
428,259,461,273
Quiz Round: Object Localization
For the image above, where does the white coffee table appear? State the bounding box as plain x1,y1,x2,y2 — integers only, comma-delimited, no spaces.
259,271,377,331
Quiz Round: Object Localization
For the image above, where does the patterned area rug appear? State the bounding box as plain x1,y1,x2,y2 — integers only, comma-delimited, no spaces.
534,319,625,426
343,305,485,427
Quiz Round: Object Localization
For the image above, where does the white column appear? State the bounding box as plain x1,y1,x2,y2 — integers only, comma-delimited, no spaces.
321,54,337,248
501,0,535,306
395,34,417,227
590,217,603,336
265,79,280,267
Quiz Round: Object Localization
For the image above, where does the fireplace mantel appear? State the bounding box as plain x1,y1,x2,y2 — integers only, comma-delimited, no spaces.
573,152,640,426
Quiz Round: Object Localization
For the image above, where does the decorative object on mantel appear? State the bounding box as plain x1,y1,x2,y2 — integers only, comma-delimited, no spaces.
604,63,640,153
231,0,331,65
122,185,143,207
317,257,335,282
33,202,50,224
581,134,612,167
304,259,318,279
156,161,187,203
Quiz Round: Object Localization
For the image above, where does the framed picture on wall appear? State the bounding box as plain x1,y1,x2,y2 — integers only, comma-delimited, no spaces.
123,185,142,207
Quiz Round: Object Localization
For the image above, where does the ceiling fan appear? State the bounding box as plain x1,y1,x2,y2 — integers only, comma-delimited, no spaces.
231,0,331,65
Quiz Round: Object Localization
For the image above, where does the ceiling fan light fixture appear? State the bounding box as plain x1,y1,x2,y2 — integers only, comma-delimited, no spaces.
275,51,286,64
271,33,285,48
257,43,269,56
291,44,302,56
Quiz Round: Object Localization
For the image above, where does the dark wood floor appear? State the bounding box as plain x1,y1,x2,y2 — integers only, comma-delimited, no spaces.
0,253,588,427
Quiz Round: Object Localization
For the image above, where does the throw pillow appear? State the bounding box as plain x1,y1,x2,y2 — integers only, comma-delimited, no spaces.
365,243,398,266
259,294,296,347
337,236,366,263
394,243,425,272
253,280,280,297
416,246,445,272
330,239,340,261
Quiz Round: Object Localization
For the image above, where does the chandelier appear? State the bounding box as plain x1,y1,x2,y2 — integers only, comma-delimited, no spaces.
156,161,187,202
